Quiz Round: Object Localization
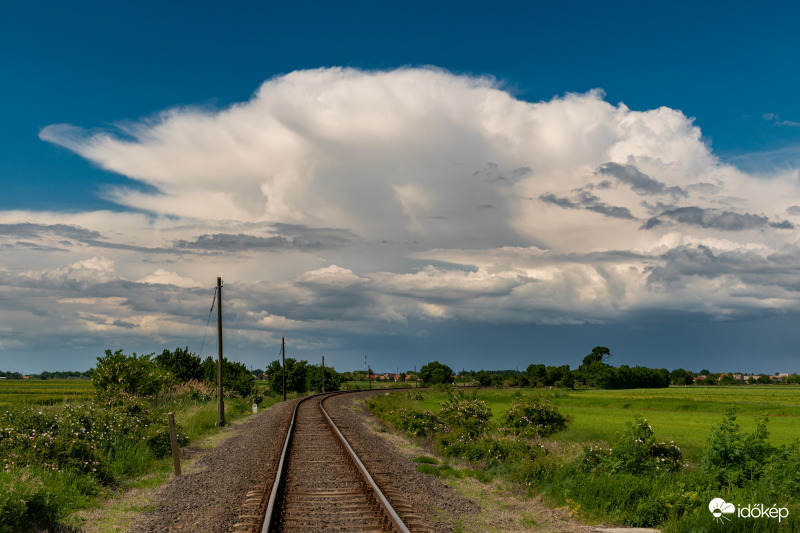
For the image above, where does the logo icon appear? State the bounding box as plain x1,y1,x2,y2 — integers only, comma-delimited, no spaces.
709,498,736,523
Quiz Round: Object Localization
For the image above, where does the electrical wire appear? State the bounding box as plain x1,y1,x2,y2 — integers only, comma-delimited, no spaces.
198,287,217,359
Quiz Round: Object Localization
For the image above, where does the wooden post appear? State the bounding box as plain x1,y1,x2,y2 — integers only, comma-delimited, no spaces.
168,412,181,477
321,355,325,393
414,365,417,388
281,337,286,402
216,277,225,427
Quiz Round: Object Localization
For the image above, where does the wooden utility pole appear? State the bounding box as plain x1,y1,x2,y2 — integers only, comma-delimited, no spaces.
321,355,325,393
216,277,225,427
414,365,417,388
281,337,286,402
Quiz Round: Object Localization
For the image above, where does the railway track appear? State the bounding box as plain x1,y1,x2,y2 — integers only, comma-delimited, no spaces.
231,392,427,532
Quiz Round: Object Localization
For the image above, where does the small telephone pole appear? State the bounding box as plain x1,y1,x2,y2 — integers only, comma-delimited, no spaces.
321,355,325,393
414,365,417,388
216,277,225,427
281,337,286,402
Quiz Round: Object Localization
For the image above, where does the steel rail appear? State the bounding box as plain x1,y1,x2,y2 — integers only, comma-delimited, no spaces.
260,395,303,533
260,392,411,533
321,394,412,533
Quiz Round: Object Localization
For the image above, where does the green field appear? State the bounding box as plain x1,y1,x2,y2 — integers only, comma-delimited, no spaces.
0,379,94,407
405,385,800,462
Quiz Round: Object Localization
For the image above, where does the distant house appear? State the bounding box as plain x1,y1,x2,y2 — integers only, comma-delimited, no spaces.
693,376,706,382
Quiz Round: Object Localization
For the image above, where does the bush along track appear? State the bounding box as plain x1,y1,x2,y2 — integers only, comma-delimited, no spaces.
0,348,264,533
366,388,800,532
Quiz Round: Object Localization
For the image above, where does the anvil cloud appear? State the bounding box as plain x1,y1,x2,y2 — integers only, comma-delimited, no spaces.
3,67,798,371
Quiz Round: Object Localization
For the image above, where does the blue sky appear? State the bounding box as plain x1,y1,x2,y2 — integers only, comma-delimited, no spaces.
2,1,800,374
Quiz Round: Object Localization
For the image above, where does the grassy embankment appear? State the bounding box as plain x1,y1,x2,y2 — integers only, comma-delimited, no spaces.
367,385,800,532
0,379,287,532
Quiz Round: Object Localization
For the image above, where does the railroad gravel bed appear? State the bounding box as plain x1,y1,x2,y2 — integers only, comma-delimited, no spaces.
129,391,477,532
326,391,480,532
129,399,297,533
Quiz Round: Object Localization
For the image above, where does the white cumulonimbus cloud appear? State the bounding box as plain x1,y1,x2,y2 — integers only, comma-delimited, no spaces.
3,66,799,362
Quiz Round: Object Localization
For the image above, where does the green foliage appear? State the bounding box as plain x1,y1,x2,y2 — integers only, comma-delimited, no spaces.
306,364,343,392
500,394,570,437
0,466,99,533
154,346,201,383
582,416,682,475
474,370,493,387
525,364,574,388
199,356,255,397
265,358,308,395
701,407,774,486
0,392,188,484
438,388,492,438
669,368,694,385
582,346,611,366
90,349,175,397
436,431,544,466
419,361,454,385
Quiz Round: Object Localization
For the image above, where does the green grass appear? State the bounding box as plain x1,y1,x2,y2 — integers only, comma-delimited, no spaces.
0,383,293,532
370,385,800,532
390,385,800,463
0,379,93,407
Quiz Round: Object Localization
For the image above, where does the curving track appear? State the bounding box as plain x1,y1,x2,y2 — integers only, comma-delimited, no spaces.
231,392,427,533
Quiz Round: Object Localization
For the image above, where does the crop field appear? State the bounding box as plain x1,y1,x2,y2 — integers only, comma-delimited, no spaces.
404,385,800,462
0,379,93,407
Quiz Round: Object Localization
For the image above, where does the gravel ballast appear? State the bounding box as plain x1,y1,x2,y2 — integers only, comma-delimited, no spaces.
129,391,478,532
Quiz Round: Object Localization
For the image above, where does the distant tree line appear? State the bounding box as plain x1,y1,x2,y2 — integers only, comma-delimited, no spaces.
455,346,800,390
0,370,90,379
264,358,343,394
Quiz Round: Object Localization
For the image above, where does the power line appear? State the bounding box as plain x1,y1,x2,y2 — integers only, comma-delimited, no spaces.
197,287,217,359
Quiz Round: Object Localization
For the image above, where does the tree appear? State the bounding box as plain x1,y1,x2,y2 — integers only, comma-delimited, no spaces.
583,346,611,366
526,364,547,386
474,370,493,387
155,347,201,382
265,358,309,394
198,356,256,397
670,368,694,386
419,361,454,386
90,349,174,396
306,364,343,392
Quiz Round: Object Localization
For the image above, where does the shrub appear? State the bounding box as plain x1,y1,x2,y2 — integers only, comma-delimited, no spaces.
0,392,188,477
582,416,682,475
700,407,774,486
438,389,492,438
168,379,215,403
90,349,174,397
500,394,570,437
437,431,543,466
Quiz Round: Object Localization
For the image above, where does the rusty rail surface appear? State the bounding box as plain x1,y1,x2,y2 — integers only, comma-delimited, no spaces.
230,392,419,532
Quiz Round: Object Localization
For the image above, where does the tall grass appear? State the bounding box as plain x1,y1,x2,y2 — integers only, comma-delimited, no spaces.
0,466,99,533
367,387,800,532
0,389,289,532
